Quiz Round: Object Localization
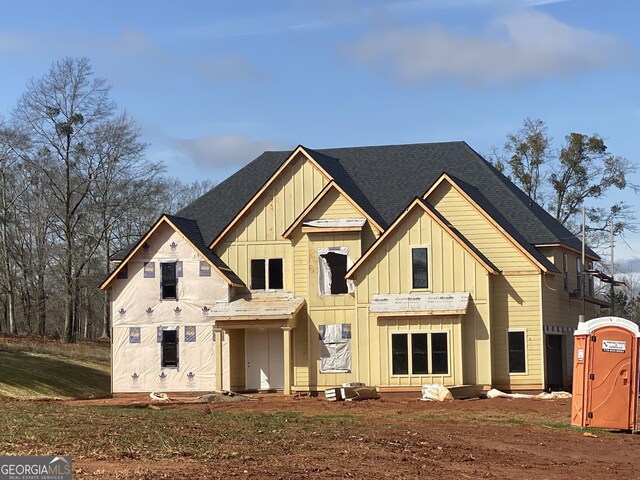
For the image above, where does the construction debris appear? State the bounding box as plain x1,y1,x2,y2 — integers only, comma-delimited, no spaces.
486,389,572,400
325,383,380,401
149,392,170,401
420,384,453,402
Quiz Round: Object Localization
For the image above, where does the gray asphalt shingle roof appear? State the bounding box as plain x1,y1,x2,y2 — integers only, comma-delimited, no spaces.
108,214,245,286
115,141,592,272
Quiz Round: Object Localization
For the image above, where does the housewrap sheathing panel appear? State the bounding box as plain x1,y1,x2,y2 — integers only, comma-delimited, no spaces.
110,222,231,392
112,324,230,392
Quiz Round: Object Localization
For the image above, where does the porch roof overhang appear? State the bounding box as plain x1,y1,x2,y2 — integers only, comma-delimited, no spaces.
370,292,470,316
207,294,306,329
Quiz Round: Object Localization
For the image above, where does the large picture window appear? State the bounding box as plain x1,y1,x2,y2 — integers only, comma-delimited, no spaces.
508,330,526,373
161,329,178,368
161,262,177,299
411,247,429,289
391,332,448,376
250,258,283,290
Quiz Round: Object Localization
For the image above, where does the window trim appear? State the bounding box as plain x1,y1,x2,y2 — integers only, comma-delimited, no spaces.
507,329,528,375
562,253,568,291
250,258,285,291
410,245,430,291
390,330,450,377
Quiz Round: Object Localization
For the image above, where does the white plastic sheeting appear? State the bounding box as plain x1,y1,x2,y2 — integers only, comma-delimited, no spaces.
486,388,572,399
317,247,355,296
110,222,231,393
420,384,454,401
319,323,352,373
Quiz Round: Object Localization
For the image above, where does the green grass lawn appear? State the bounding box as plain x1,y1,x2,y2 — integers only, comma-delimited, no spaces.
0,336,110,399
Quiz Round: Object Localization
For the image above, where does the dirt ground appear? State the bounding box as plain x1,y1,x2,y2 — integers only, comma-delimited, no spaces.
58,393,639,479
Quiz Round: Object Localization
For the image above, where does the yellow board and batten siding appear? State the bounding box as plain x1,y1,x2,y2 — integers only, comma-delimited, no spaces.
289,186,366,389
217,154,329,289
353,205,491,388
427,181,544,389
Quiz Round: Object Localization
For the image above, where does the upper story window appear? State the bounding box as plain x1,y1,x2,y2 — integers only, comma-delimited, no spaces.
161,262,178,299
411,247,429,289
562,253,568,291
251,258,284,290
318,247,353,295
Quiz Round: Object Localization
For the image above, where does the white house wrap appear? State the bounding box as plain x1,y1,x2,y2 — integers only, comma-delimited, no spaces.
109,220,231,393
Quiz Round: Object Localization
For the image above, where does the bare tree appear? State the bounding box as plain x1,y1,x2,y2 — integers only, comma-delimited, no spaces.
11,57,150,342
90,113,164,338
0,123,31,334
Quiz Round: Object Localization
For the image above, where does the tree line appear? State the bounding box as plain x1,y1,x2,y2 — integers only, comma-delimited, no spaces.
0,57,214,342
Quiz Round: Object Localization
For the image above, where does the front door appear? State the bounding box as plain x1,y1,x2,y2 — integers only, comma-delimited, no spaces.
586,326,636,429
245,328,284,391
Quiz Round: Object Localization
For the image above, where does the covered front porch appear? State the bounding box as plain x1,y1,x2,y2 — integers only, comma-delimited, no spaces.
208,294,306,394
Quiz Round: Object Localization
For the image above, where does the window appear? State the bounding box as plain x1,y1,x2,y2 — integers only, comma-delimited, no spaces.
392,334,409,375
431,333,448,374
161,329,178,367
250,258,284,290
587,261,594,297
199,260,211,277
268,258,284,289
562,253,568,291
391,332,449,376
412,247,429,289
117,264,128,280
161,262,177,299
318,247,352,295
508,331,526,373
576,258,582,294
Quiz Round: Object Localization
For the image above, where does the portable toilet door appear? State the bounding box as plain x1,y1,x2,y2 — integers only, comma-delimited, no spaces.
572,317,640,431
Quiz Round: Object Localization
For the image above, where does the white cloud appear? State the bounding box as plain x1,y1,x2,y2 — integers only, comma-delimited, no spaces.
345,9,632,85
177,134,281,169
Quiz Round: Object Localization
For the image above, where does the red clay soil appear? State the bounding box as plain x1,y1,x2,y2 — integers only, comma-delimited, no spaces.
65,393,640,479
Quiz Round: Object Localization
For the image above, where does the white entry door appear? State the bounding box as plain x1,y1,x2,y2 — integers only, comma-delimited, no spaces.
245,328,284,390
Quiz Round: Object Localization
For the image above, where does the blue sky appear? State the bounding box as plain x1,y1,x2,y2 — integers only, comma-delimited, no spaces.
1,0,638,261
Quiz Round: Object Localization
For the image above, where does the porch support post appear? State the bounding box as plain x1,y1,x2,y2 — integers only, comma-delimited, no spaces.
282,326,293,395
214,327,223,391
